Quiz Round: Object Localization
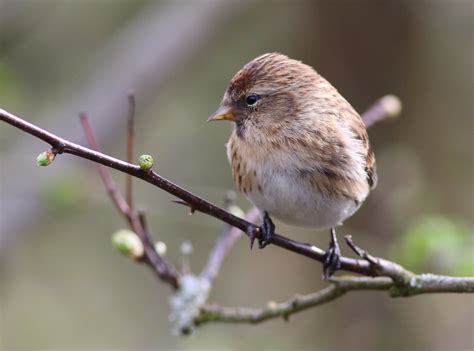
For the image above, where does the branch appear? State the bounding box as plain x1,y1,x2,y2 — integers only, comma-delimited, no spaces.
197,277,392,325
343,235,474,295
200,204,261,285
191,227,472,329
361,94,401,128
190,233,473,330
79,112,180,289
196,271,474,326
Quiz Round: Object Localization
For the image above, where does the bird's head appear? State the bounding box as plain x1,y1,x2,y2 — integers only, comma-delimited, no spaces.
208,53,318,141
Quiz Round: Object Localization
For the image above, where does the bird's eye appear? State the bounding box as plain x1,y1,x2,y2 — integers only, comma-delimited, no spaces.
246,94,259,106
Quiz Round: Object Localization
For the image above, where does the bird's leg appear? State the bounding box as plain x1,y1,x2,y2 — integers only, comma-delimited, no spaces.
257,211,275,249
323,227,341,279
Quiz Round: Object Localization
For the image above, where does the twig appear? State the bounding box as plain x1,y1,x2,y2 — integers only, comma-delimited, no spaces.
362,95,402,128
196,277,393,325
79,113,180,289
343,235,474,294
201,206,260,284
126,92,136,209
195,272,473,326
79,112,129,215
345,235,414,285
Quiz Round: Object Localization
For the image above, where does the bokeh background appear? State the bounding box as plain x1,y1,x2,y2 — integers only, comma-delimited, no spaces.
1,0,473,350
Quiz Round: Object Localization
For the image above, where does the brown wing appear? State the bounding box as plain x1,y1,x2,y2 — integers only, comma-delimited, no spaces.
308,72,377,191
281,116,374,202
301,103,378,198
347,113,377,190
365,145,377,189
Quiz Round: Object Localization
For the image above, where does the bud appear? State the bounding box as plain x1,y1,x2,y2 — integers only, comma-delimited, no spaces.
266,300,278,311
180,240,194,256
227,204,245,219
380,95,402,118
111,229,144,259
224,190,237,207
155,241,167,256
36,150,55,166
138,154,154,171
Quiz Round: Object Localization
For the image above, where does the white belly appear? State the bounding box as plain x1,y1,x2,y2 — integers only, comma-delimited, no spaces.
247,171,360,229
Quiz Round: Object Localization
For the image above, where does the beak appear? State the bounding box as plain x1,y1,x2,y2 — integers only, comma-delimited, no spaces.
207,105,236,122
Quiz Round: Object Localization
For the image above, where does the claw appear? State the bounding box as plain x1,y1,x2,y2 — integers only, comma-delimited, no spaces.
258,211,275,249
323,227,341,279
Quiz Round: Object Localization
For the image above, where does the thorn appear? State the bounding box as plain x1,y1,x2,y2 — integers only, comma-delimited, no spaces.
171,199,196,215
344,235,378,268
344,235,364,257
172,199,191,207
248,227,259,250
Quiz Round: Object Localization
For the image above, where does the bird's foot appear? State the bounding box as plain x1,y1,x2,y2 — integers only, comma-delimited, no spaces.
323,227,341,279
255,211,275,249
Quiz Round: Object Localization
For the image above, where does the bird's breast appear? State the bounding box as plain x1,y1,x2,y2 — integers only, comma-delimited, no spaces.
226,135,361,229
227,138,262,195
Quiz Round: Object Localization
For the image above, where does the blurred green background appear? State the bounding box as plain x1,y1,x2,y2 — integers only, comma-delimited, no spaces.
1,0,473,350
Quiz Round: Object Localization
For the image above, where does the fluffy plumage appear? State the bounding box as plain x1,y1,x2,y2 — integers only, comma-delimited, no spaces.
210,53,376,230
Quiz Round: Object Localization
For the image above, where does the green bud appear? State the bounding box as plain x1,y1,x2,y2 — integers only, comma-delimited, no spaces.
138,154,154,171
36,150,55,166
111,229,144,259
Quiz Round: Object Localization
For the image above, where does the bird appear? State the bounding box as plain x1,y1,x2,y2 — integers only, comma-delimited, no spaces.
207,53,377,278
